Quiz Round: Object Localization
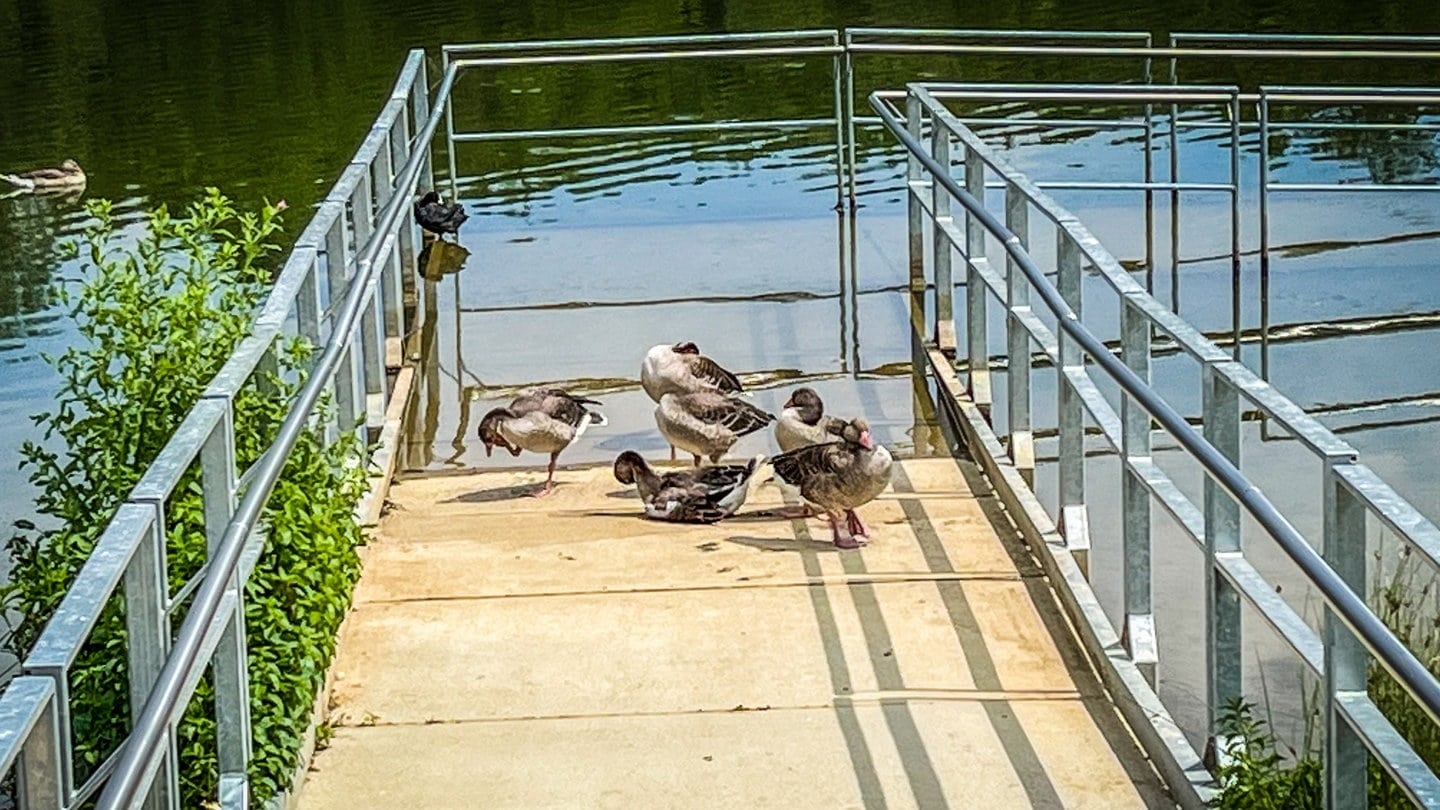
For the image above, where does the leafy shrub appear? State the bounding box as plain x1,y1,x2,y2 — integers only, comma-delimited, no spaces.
4,190,367,806
1213,698,1322,809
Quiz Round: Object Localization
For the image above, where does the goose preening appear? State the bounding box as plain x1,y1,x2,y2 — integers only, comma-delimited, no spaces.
477,387,606,496
414,190,468,238
640,342,743,401
772,417,893,550
655,390,774,466
775,386,845,453
612,450,764,523
3,159,86,191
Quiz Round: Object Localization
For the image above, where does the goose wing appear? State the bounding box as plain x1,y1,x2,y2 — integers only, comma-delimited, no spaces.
686,392,773,437
683,354,743,393
17,166,72,182
512,388,602,428
772,441,856,487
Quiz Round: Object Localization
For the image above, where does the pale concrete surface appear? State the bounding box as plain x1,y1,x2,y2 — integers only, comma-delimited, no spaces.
297,457,1175,809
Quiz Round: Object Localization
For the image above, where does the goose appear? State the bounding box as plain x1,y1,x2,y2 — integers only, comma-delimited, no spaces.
655,390,774,466
3,159,86,190
640,342,742,401
477,387,606,496
772,417,893,549
414,191,467,238
775,387,845,453
612,450,764,523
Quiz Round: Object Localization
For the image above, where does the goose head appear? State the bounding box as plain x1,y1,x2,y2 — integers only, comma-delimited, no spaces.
827,417,874,451
671,341,700,355
783,387,825,425
418,190,441,206
612,450,650,485
477,407,522,457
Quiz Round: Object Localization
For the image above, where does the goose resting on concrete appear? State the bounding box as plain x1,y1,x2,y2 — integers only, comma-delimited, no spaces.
477,388,606,496
414,191,468,238
640,342,743,401
612,450,763,523
774,387,845,453
772,417,893,549
655,390,773,466
3,159,86,190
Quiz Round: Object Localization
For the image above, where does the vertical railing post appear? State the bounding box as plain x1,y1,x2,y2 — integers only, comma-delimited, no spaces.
15,680,64,809
1004,182,1033,484
829,36,845,212
199,403,251,809
415,51,437,194
964,147,990,412
1202,364,1242,761
1323,461,1367,810
373,132,404,348
906,91,927,335
325,214,362,435
931,121,956,354
349,172,386,430
1258,89,1273,383
122,507,179,810
1120,296,1157,686
391,111,418,280
1056,232,1089,577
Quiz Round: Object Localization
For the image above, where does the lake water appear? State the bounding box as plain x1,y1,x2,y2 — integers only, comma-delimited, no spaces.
3,0,1440,757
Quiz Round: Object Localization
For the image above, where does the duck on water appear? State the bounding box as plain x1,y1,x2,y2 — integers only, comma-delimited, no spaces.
414,190,467,238
3,159,86,191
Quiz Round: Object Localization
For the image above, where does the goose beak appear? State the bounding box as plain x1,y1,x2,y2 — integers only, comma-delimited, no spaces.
783,395,795,408
859,431,874,451
482,442,494,457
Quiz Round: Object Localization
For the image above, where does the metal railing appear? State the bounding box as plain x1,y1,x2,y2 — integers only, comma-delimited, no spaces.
874,82,1440,807
0,48,436,810
1,28,1438,810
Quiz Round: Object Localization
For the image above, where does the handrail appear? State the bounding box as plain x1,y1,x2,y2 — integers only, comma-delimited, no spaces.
872,82,1440,804
92,57,454,810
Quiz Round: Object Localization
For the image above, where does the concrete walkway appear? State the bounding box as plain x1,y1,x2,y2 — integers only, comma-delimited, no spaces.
297,456,1174,809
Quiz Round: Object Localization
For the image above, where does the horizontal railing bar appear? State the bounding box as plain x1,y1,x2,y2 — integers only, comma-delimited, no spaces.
1335,464,1440,577
852,43,1440,60
1174,32,1440,45
127,398,228,504
1208,360,1358,458
876,86,1440,729
452,46,844,68
1127,457,1206,542
443,30,838,54
1064,367,1125,448
848,27,1151,43
451,118,837,142
72,743,125,805
25,504,155,669
1337,692,1440,806
1262,86,1440,103
0,677,56,774
1215,553,1325,673
857,113,1440,135
1269,183,1440,193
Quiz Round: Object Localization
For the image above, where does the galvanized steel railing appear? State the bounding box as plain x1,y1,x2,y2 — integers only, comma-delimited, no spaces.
0,48,436,810
873,83,1440,807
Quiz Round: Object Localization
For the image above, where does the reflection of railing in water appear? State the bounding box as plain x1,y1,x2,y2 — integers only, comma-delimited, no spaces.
875,82,1440,807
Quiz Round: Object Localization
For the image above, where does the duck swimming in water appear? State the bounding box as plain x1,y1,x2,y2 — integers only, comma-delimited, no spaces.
414,190,467,238
2,159,86,191
613,450,763,523
477,388,606,496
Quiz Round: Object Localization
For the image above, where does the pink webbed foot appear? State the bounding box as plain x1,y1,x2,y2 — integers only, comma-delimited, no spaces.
829,513,864,550
845,510,869,539
526,482,555,498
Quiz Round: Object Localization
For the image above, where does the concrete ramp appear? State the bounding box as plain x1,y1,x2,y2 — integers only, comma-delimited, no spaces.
297,457,1173,809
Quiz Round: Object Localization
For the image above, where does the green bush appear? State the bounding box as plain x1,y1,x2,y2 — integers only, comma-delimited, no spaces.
4,190,367,806
1213,698,1322,809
